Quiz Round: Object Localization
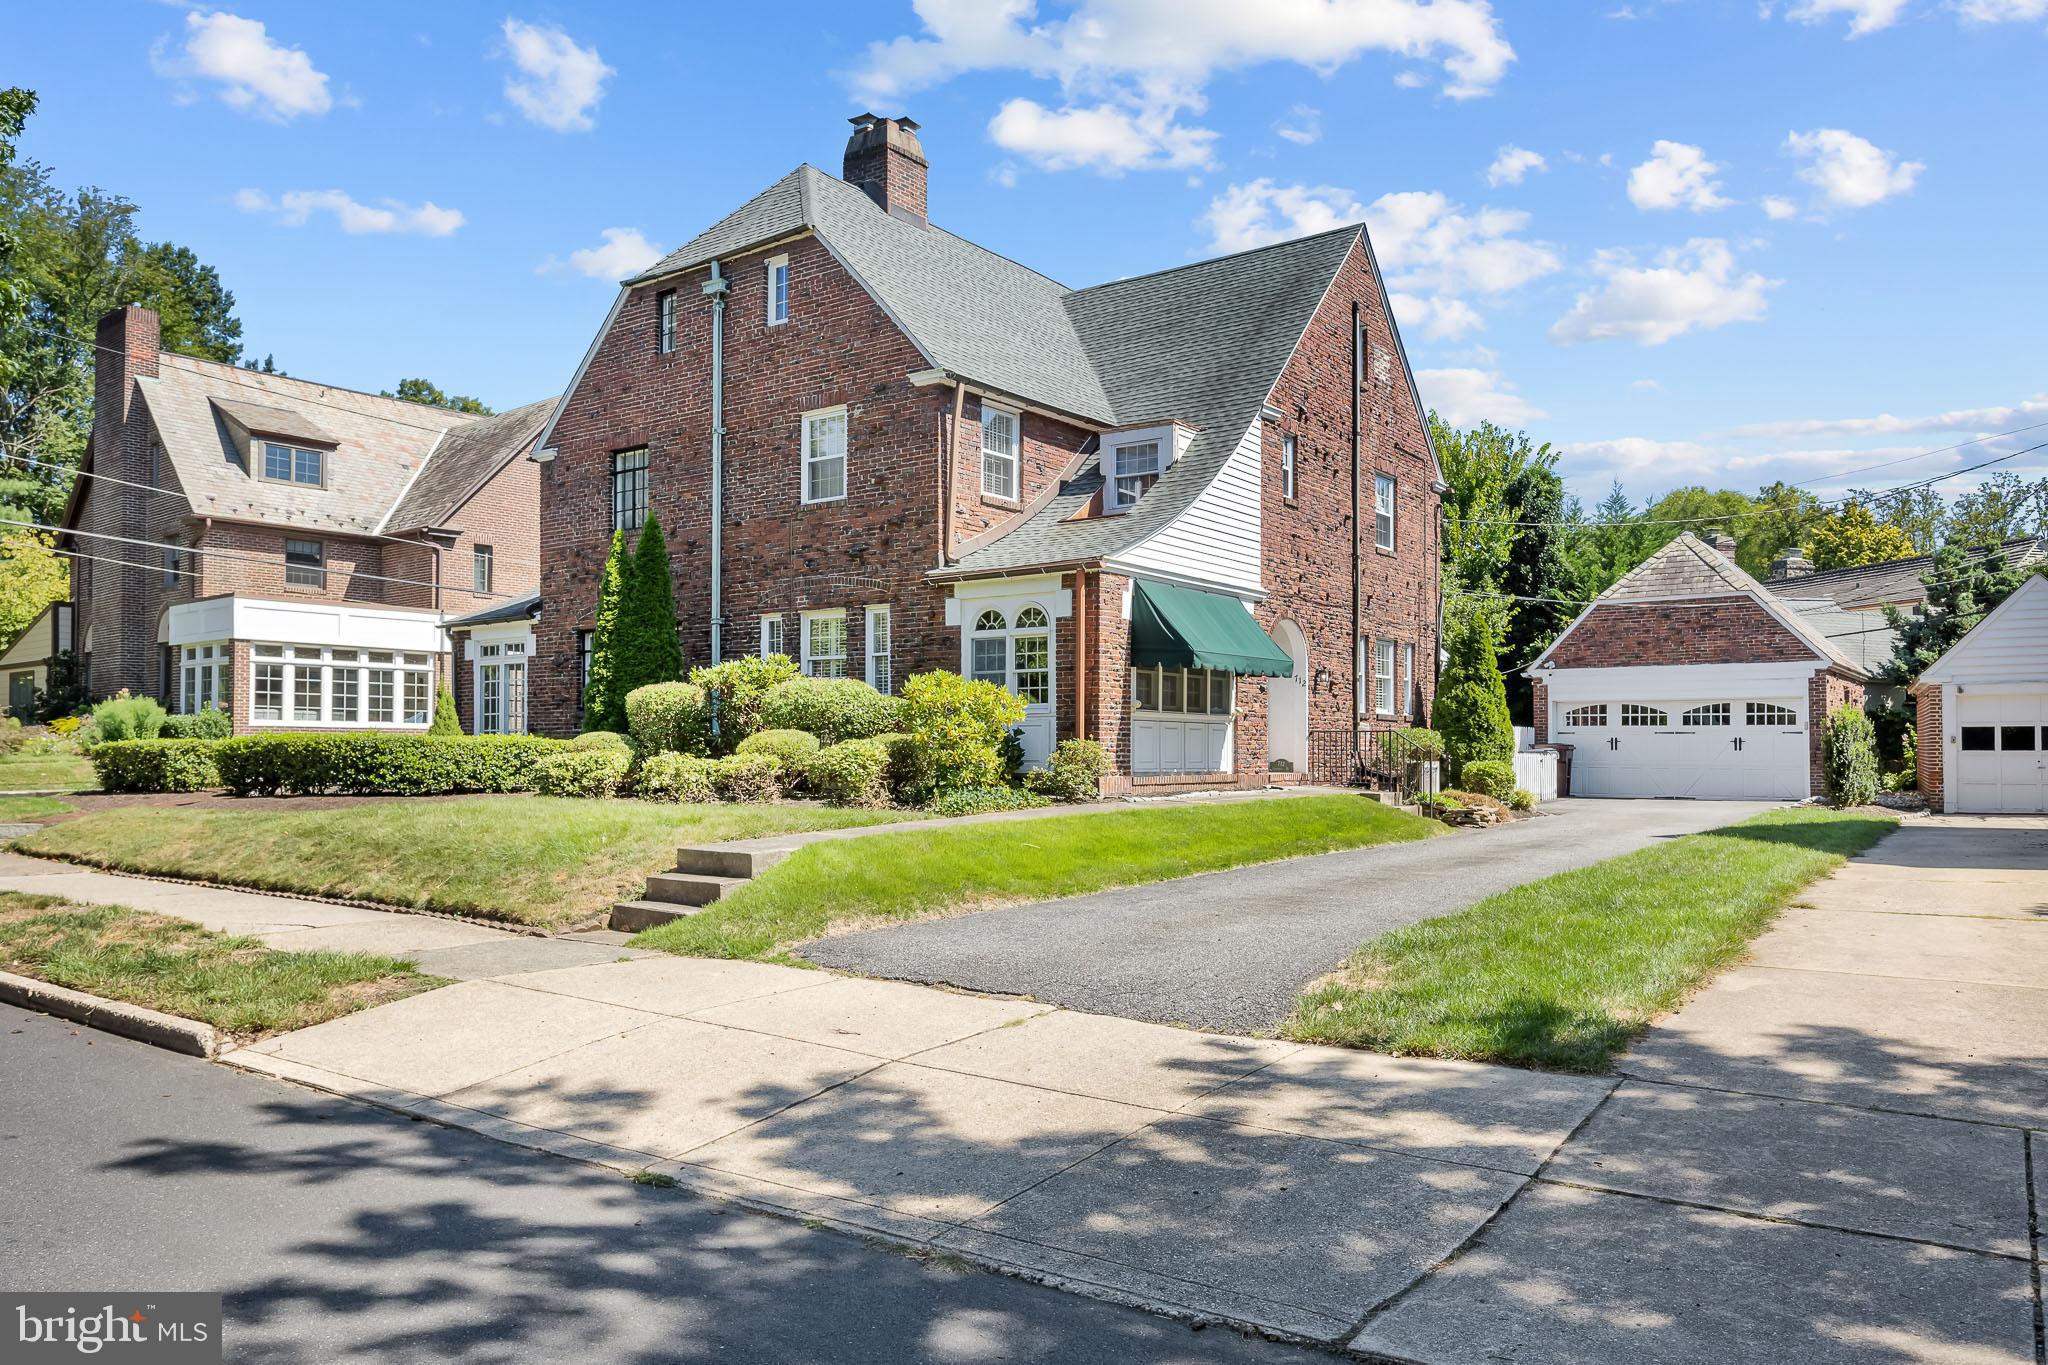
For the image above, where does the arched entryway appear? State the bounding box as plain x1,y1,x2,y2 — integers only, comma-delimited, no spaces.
1269,618,1309,775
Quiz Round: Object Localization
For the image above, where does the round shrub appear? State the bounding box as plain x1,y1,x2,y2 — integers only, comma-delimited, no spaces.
736,728,820,775
804,736,896,808
534,748,633,798
569,729,641,758
88,693,167,745
1024,738,1110,803
895,670,1025,799
1460,759,1516,801
635,752,719,803
1507,787,1536,812
759,677,900,745
711,753,783,804
625,682,707,756
160,706,232,741
89,739,219,793
1823,705,1880,807
686,655,799,755
926,786,1052,817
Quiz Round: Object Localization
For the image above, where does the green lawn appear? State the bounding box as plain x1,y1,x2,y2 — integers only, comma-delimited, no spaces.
1286,808,1897,1071
0,750,98,792
634,794,1438,962
0,795,73,821
0,892,441,1037
14,796,903,930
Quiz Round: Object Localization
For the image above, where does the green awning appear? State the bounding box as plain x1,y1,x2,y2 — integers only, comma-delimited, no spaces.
1130,580,1295,677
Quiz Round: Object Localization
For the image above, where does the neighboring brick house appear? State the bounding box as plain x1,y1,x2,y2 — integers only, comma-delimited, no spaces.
61,304,550,734
1526,532,1868,799
526,113,1443,790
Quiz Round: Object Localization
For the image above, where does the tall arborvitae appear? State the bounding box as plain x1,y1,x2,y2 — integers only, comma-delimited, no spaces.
581,530,629,732
616,513,684,695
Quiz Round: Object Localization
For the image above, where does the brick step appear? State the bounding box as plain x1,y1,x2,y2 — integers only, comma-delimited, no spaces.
644,871,749,906
673,843,796,878
608,900,697,933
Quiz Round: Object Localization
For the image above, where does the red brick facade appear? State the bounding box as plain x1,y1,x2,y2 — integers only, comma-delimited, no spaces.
1914,685,1944,807
1808,667,1869,794
1544,597,1817,670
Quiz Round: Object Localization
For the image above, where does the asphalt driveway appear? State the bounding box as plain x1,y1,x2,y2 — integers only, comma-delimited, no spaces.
802,797,1777,1033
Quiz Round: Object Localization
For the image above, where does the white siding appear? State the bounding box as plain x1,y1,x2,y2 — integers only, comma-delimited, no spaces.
1922,576,2048,688
1112,416,1264,595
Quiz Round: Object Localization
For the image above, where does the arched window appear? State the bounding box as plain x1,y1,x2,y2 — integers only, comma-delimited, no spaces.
1016,605,1048,629
974,609,1007,632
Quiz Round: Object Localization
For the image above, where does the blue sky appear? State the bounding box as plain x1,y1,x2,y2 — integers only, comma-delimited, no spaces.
13,0,2046,505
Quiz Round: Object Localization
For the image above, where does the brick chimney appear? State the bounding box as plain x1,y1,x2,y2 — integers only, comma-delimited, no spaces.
844,113,928,227
86,304,162,699
1770,549,1815,579
1706,531,1738,561
94,304,161,443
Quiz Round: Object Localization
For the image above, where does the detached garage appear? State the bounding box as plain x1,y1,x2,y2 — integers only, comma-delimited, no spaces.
1526,533,1868,801
1914,574,2048,814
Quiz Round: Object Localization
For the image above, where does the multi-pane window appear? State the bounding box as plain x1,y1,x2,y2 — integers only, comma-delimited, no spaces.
331,653,360,723
1280,434,1297,500
612,448,649,531
162,546,181,586
369,668,395,724
285,538,325,589
246,644,433,728
865,605,892,693
1620,703,1668,726
802,611,847,678
291,646,324,721
404,670,430,726
760,615,784,659
262,441,324,486
981,407,1019,499
1375,639,1397,717
802,407,847,503
475,640,529,735
1375,473,1396,551
179,643,229,716
656,289,676,354
1747,702,1798,726
1681,703,1732,726
1563,704,1608,727
1110,440,1161,509
253,648,285,722
767,255,790,326
1013,606,1050,705
472,544,494,595
1130,665,1235,717
971,609,1008,687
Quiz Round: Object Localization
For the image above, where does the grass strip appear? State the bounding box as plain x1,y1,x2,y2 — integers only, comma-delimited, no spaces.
1286,807,1897,1071
0,891,442,1037
0,752,98,792
13,796,903,930
633,794,1437,961
0,796,74,821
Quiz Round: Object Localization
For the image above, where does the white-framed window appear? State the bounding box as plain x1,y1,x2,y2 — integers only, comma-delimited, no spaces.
1747,702,1798,726
760,615,785,658
1681,702,1732,727
802,406,848,504
656,289,676,354
1130,665,1234,717
971,609,1008,687
766,254,790,326
980,405,1019,500
262,441,324,487
1563,703,1607,728
802,610,847,678
1400,642,1414,717
1375,639,1396,717
472,544,493,595
1620,703,1668,727
285,538,325,589
475,639,530,735
247,643,436,729
579,631,593,693
968,605,1058,707
612,448,649,531
1280,434,1297,500
865,604,892,693
1375,473,1396,551
178,642,229,716
1109,440,1161,511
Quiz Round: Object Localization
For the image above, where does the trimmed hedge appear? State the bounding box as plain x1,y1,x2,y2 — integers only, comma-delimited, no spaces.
735,728,820,774
89,739,220,793
625,682,707,756
1024,739,1109,802
533,748,633,798
688,655,799,755
212,733,564,797
635,752,719,803
759,677,900,746
805,736,897,808
161,707,232,741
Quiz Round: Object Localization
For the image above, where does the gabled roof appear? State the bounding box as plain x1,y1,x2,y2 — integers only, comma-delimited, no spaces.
385,398,555,533
1916,572,2048,687
1767,535,2048,610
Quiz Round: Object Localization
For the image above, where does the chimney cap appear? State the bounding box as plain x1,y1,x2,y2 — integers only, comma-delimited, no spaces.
848,111,919,130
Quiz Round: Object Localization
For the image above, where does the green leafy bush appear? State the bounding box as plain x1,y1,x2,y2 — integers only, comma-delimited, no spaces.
568,730,640,758
429,683,462,736
1383,727,1446,763
805,736,897,808
625,682,708,756
688,655,799,755
88,693,167,745
212,734,564,797
1460,759,1516,800
635,752,718,803
533,748,633,799
711,753,783,804
89,739,219,793
1823,705,1880,808
736,728,820,776
1507,787,1536,812
1023,739,1109,802
926,786,1052,817
1434,610,1514,779
160,707,232,741
895,670,1025,799
758,677,900,745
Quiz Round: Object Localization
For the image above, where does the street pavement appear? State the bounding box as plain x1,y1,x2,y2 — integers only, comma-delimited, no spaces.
804,797,1777,1031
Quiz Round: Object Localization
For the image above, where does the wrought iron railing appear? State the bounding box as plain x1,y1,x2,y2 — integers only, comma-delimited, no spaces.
1308,728,1442,802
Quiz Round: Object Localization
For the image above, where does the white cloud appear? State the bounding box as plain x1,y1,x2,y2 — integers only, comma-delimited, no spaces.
1363,190,1563,295
1782,0,1913,33
1627,140,1731,211
1558,436,1721,479
1485,144,1546,186
1631,378,1663,391
1784,128,1922,208
850,0,1515,178
539,227,666,280
1418,367,1547,427
1955,0,2048,18
499,18,612,132
989,97,1216,173
1273,104,1322,145
1761,195,1799,220
1725,393,2048,438
1201,180,1366,253
1551,238,1777,346
1391,293,1486,340
152,11,332,122
234,189,464,236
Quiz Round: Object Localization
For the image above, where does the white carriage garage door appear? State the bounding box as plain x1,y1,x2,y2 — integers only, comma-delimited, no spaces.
1552,697,1810,800
1953,693,2048,813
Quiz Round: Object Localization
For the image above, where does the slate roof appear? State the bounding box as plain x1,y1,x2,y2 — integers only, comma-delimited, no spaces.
130,355,545,537
1766,535,2047,610
386,398,556,532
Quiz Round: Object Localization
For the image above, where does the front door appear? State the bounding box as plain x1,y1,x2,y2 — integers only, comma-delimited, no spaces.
7,670,33,716
967,605,1055,767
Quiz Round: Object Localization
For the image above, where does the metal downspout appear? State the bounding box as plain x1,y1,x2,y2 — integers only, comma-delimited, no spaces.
704,261,729,667
1351,303,1363,770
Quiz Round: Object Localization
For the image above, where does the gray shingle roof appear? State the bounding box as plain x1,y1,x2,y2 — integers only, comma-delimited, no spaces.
1599,533,1865,675
385,398,556,532
445,593,540,629
1767,535,2047,610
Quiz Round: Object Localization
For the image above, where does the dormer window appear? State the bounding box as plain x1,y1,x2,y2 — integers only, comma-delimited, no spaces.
262,441,324,487
1109,440,1161,511
980,405,1018,500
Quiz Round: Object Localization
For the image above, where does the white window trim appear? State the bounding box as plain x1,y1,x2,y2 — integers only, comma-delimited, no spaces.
1280,433,1297,501
766,254,790,327
980,404,1020,501
471,631,532,735
1375,473,1396,552
1400,642,1414,718
178,641,229,716
1357,639,1369,717
801,405,848,505
760,614,785,658
248,643,435,730
801,609,848,678
1107,438,1164,514
1375,639,1397,718
864,604,893,692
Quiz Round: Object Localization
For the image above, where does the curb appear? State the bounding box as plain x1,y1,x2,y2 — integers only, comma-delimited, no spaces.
0,971,219,1058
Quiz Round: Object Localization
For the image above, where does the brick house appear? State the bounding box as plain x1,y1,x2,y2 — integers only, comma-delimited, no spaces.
526,114,1444,790
61,304,550,734
1526,532,1868,799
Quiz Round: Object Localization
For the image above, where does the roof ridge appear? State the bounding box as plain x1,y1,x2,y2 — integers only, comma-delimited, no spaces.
160,353,485,423
1069,222,1362,297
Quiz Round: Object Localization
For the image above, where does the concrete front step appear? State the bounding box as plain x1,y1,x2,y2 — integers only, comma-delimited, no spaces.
674,843,796,878
644,871,750,906
608,900,696,933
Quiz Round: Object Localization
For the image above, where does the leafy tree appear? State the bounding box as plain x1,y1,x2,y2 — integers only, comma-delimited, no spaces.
614,513,683,696
383,377,493,415
1497,460,1575,723
1850,484,1946,553
1807,502,1918,571
0,527,66,649
1433,602,1515,778
1561,483,1659,598
581,531,630,733
1944,473,2046,549
1746,480,1828,578
1433,414,1552,592
1882,544,2040,683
